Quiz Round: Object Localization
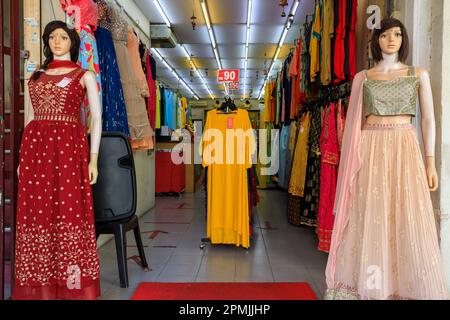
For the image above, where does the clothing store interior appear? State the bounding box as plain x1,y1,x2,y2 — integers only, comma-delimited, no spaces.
2,0,450,301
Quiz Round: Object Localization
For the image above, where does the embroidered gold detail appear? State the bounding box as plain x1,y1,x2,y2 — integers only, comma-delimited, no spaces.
34,114,79,123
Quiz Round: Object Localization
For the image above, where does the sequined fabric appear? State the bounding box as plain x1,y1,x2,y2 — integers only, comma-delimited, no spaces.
110,4,128,43
363,66,420,118
97,0,112,31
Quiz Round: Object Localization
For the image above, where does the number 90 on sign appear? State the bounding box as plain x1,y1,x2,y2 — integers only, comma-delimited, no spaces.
218,69,239,83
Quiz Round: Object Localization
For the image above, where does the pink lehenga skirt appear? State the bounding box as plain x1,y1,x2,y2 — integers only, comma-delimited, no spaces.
326,123,449,300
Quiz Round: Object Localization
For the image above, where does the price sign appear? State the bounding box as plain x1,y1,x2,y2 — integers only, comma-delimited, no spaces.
218,69,239,83
228,82,241,90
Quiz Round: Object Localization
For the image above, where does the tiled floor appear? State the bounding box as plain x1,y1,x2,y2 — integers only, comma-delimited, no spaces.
98,189,329,300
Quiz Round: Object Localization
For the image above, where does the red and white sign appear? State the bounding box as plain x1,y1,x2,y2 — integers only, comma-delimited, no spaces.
218,69,239,83
228,82,241,90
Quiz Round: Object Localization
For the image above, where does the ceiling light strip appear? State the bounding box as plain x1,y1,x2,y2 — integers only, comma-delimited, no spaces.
182,44,215,100
153,0,171,28
201,0,222,71
244,0,252,98
151,48,199,100
258,0,300,100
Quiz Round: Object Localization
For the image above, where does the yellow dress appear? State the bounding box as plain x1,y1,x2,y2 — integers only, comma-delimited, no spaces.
202,109,256,248
288,112,311,197
310,1,321,82
320,0,334,85
181,97,188,128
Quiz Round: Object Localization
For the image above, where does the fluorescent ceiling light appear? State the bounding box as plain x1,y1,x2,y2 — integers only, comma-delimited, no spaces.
151,48,163,61
214,47,222,69
208,28,217,48
181,45,191,60
258,0,300,100
279,28,289,48
153,0,171,28
274,47,281,62
201,0,211,29
247,0,252,29
152,48,198,99
292,0,300,16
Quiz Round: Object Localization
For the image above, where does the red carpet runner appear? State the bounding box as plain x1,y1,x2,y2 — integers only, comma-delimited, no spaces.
131,283,317,300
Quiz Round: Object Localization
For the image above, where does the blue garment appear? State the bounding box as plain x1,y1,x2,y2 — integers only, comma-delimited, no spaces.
278,125,291,189
164,90,172,129
94,26,130,136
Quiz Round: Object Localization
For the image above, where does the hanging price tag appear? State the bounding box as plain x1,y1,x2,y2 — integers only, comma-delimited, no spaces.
227,117,234,129
218,69,239,83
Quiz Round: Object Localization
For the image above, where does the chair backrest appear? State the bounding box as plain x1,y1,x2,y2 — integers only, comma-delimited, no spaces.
92,132,137,222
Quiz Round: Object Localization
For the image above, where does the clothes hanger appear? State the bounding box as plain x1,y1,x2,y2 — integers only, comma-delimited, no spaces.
217,97,238,114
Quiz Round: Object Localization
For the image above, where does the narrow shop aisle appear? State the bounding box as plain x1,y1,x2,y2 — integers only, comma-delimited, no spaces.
98,190,328,300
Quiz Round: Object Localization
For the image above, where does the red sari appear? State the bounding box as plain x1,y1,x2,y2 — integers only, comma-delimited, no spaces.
13,63,101,300
317,103,340,253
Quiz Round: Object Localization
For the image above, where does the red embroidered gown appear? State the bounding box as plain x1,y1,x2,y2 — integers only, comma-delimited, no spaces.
13,67,101,300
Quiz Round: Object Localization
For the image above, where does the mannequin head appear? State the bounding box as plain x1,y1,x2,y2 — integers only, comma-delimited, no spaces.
43,20,80,61
31,21,80,81
371,18,409,63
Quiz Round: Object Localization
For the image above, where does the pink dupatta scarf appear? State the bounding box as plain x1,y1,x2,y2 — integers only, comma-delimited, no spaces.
325,71,365,288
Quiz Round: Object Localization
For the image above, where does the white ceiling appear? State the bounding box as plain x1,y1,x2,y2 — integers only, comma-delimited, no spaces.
134,0,316,100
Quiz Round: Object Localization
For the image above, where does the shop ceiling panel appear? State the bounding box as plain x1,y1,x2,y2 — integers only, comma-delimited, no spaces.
172,25,211,44
214,25,247,44
251,25,285,44
156,46,185,58
207,0,248,24
221,59,244,70
219,45,246,59
185,44,215,58
191,58,221,69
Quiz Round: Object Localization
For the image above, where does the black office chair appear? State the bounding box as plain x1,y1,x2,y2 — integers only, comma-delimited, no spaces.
92,132,149,288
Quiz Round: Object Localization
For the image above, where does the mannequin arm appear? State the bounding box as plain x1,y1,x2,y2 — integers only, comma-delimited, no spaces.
83,71,102,184
418,68,436,157
24,85,35,127
418,68,438,191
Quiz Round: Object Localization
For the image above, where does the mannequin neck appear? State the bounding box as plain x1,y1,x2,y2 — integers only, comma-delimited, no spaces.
53,52,72,61
376,52,406,73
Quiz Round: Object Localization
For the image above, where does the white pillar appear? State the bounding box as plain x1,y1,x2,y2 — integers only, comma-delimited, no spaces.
435,0,450,290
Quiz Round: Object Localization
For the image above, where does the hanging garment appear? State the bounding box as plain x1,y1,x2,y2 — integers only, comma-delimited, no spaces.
202,109,256,249
14,66,100,300
180,97,188,128
60,0,98,30
336,99,346,150
77,25,102,132
159,86,166,130
317,104,339,253
127,26,150,98
155,81,161,129
289,46,300,119
326,71,449,300
278,124,291,189
270,81,277,122
333,0,347,83
348,0,358,79
94,0,129,136
344,0,355,79
110,5,153,149
288,112,311,197
283,54,293,125
276,72,282,126
320,0,334,85
285,121,297,186
146,53,157,130
310,0,322,82
298,106,322,227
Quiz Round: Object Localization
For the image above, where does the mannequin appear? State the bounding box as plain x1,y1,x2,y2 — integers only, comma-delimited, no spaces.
13,21,102,300
325,18,449,300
